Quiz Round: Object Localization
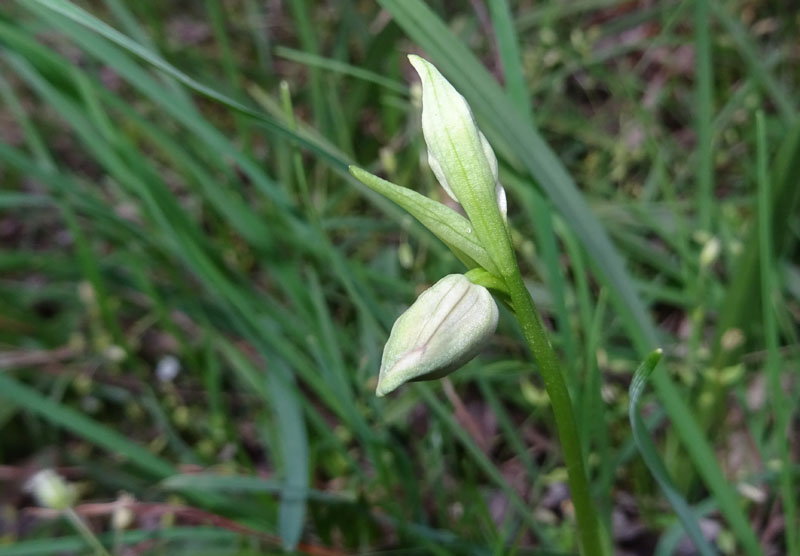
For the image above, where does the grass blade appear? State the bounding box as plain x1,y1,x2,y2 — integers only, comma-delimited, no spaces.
0,373,175,478
0,528,239,556
274,46,407,94
269,363,309,552
756,111,799,555
217,341,309,551
694,0,714,231
713,119,800,365
629,350,717,556
162,474,353,503
487,0,531,122
22,0,348,172
710,0,796,123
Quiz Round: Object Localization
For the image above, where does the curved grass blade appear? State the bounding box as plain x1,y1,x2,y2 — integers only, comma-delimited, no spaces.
25,0,249,116
629,350,717,556
655,499,717,556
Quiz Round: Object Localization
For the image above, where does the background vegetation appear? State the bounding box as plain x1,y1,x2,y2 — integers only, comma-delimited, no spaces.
0,1,798,554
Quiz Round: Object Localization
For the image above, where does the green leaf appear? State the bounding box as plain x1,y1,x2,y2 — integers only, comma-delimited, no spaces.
349,166,498,274
629,350,717,556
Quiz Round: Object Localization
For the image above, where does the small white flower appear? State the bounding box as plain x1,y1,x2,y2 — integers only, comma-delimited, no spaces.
112,493,135,530
699,236,721,268
104,345,127,363
156,355,181,382
377,274,498,396
25,469,76,510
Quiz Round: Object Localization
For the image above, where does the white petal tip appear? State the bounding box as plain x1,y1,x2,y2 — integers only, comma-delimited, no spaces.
375,377,396,397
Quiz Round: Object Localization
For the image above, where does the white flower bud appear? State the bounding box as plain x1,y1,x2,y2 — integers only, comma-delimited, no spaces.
409,55,507,219
25,469,76,510
112,493,135,530
377,274,498,396
156,355,181,382
699,236,721,268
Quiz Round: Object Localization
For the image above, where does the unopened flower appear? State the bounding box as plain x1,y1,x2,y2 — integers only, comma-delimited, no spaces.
112,493,135,530
409,55,507,220
377,274,498,396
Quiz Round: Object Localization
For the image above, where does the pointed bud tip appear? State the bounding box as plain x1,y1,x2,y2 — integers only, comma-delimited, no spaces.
407,55,433,79
349,165,370,183
375,375,397,397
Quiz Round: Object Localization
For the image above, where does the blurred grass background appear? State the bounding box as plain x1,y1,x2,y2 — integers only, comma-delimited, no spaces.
0,0,798,554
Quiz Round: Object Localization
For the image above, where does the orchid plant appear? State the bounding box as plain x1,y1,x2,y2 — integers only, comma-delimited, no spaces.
350,56,605,555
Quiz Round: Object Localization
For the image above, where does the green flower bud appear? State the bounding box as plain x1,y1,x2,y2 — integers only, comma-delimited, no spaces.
409,55,507,220
377,274,498,396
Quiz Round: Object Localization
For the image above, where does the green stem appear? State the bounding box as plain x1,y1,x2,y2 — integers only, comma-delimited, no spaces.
504,268,603,556
64,507,112,556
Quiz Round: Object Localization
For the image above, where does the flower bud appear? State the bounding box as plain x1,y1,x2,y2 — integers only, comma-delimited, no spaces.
25,469,76,510
377,274,498,396
699,236,720,268
112,493,135,530
409,55,507,219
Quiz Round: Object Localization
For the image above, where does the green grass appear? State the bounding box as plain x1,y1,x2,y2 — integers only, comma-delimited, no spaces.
0,1,798,554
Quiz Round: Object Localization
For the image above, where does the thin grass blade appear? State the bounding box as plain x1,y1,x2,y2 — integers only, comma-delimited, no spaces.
629,350,718,556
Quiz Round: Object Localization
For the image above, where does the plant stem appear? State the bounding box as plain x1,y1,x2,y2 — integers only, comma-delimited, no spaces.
64,507,112,556
504,268,604,556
